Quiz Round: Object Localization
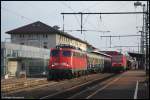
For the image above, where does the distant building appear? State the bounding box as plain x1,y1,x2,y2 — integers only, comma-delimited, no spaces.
6,21,87,51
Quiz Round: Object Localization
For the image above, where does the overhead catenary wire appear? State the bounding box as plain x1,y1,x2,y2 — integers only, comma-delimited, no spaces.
81,2,101,12
82,2,102,41
1,6,34,22
59,1,81,27
100,34,141,48
64,29,110,32
100,34,141,37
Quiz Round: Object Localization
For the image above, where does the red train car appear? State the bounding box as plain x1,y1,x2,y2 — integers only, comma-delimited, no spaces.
104,51,127,72
47,45,87,80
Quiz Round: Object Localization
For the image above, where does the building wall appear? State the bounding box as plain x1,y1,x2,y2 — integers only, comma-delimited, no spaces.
11,33,87,51
56,34,87,51
11,33,56,49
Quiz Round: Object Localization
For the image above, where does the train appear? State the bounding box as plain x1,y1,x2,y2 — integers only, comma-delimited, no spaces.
47,44,128,80
103,51,128,72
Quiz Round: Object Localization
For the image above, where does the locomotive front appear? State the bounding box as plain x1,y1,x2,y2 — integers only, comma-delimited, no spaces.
47,48,73,80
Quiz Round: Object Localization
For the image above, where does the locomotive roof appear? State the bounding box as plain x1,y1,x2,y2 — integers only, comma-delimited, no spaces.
52,47,86,53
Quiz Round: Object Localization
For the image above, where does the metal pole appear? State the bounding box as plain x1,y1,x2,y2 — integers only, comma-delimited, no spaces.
110,35,111,48
143,4,146,71
145,1,149,75
63,14,64,32
81,13,83,34
61,12,146,14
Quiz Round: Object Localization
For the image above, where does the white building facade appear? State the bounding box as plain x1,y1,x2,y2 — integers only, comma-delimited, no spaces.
7,21,87,51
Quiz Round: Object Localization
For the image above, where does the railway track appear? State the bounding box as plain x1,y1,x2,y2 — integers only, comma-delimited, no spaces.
2,73,114,99
40,73,119,99
1,78,49,93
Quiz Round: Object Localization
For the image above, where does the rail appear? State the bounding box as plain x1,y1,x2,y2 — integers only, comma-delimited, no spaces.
1,78,48,92
40,73,116,99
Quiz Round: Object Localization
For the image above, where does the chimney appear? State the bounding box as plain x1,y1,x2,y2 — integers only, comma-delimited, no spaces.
53,25,60,30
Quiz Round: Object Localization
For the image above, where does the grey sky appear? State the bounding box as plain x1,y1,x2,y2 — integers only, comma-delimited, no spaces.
1,1,147,52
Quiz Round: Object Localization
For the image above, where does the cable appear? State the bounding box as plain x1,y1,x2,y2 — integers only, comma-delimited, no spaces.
82,2,101,12
83,14,90,26
59,1,81,26
86,19,99,30
1,6,34,22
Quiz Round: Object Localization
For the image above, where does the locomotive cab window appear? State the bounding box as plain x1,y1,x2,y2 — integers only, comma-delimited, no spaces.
51,50,59,57
62,51,71,57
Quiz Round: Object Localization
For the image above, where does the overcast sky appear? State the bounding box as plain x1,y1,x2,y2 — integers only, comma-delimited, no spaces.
1,1,147,53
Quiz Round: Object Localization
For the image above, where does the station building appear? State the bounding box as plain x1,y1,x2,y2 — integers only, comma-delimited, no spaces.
1,21,91,78
6,21,87,51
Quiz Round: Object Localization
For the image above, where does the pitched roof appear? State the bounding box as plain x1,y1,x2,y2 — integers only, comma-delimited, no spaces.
6,21,61,34
6,21,88,44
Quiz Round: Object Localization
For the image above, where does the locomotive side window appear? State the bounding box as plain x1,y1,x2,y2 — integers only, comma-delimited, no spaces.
51,50,59,57
62,51,71,57
73,52,84,58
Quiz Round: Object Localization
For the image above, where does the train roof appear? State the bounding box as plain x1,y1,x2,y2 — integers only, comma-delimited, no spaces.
89,51,112,58
101,51,123,55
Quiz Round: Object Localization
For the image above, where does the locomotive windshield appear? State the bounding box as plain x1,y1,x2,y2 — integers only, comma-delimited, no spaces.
112,55,122,63
51,50,59,57
62,51,71,57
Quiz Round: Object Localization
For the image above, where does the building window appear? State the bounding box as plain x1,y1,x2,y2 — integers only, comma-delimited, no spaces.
36,34,38,38
11,35,14,39
59,36,61,40
43,34,48,38
63,37,65,42
20,43,24,45
43,42,48,48
21,63,25,71
45,34,48,38
44,46,47,48
65,37,67,42
67,38,69,42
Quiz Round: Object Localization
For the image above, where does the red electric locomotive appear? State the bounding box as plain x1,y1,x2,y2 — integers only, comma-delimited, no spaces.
47,44,87,80
104,51,127,72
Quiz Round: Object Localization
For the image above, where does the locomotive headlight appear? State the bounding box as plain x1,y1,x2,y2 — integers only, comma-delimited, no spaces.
61,62,69,66
52,64,55,67
51,62,59,67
